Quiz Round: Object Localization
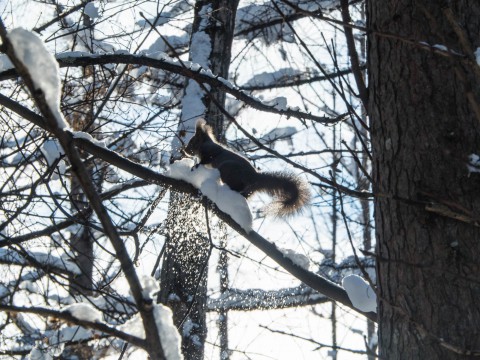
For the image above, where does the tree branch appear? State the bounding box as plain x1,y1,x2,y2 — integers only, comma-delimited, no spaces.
0,53,341,124
340,0,368,106
0,70,376,322
0,303,146,348
0,21,166,359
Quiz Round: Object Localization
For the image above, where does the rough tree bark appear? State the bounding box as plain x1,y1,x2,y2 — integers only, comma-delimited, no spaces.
369,1,480,358
158,2,239,359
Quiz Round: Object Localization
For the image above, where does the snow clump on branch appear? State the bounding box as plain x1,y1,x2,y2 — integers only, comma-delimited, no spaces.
7,28,68,129
342,274,377,313
166,158,253,231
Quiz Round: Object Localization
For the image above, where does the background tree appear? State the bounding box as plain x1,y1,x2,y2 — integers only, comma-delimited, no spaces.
158,1,239,359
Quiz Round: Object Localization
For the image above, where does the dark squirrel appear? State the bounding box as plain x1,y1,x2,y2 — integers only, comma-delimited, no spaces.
184,120,310,217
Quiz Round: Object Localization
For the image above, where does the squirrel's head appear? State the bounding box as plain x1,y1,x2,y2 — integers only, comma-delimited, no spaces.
184,119,217,156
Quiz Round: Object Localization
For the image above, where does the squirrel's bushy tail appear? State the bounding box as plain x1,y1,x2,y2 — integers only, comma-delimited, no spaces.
253,172,310,217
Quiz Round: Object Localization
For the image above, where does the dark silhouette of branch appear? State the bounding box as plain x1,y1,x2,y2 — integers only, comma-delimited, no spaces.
0,53,340,124
0,20,166,359
340,0,368,106
0,303,146,348
0,93,376,321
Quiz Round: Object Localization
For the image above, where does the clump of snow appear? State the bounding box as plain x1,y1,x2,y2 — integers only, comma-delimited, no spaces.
368,332,378,349
419,41,463,56
475,48,480,65
119,313,145,339
342,274,377,313
118,304,183,359
41,144,66,179
0,54,13,71
154,304,183,360
0,249,81,274
265,96,288,111
19,280,39,293
179,81,206,129
244,68,302,87
165,158,253,231
63,303,103,322
281,248,310,270
60,325,94,343
84,2,100,20
114,49,129,55
27,342,53,360
189,32,211,68
433,44,448,51
40,139,64,166
145,50,171,62
69,130,107,148
140,275,160,300
8,28,68,129
467,153,480,174
182,318,199,338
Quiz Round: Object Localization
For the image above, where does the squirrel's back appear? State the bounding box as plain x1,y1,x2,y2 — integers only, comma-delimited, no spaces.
184,119,310,216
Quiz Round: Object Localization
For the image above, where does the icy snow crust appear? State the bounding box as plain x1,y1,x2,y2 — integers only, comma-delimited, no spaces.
166,158,253,231
8,28,68,129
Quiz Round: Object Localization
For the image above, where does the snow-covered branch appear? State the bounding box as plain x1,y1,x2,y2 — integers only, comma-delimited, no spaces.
0,248,81,276
0,303,146,348
0,27,375,321
0,92,376,320
0,52,339,124
0,23,168,359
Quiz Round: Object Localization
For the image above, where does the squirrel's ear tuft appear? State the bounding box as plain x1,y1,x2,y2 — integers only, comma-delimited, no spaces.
196,118,207,129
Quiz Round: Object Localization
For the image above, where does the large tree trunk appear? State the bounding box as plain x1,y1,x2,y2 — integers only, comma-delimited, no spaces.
369,1,480,358
159,2,238,359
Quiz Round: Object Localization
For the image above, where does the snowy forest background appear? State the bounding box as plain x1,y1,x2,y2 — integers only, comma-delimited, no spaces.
1,0,478,359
